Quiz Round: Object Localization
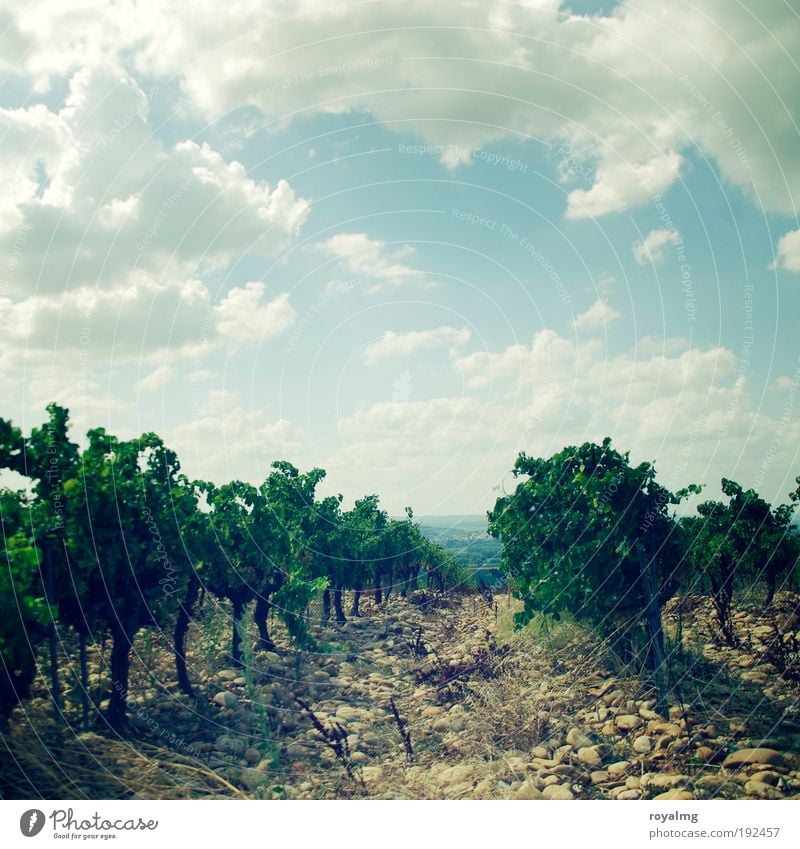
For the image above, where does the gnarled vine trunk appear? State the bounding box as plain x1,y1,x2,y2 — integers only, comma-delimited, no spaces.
175,576,199,697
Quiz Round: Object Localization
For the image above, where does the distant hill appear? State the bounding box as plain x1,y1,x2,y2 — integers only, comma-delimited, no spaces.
411,515,502,576
414,515,490,535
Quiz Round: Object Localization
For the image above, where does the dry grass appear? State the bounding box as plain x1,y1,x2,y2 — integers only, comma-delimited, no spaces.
0,719,245,800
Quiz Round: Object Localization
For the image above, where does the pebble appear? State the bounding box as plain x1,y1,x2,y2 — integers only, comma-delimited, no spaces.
542,784,574,800
617,789,642,800
240,768,270,792
750,771,782,786
567,728,593,749
213,692,238,708
642,773,689,789
722,748,786,769
217,669,238,681
607,760,630,776
578,746,604,767
744,780,783,799
615,714,643,732
514,779,543,800
632,735,652,754
653,789,694,800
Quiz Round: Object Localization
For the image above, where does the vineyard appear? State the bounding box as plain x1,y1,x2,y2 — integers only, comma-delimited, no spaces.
2,406,800,800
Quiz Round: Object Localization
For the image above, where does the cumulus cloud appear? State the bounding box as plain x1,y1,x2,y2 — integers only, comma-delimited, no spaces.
633,227,682,266
571,298,622,332
0,277,296,364
319,327,800,513
215,283,296,352
133,364,176,393
317,233,425,293
9,0,780,219
565,153,682,220
3,3,798,221
170,390,305,485
0,71,309,295
363,326,471,364
771,229,800,273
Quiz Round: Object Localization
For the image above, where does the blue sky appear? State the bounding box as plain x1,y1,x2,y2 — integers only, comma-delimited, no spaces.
1,0,799,515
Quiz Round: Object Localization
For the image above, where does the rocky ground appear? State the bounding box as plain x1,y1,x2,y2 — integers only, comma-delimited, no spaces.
2,589,800,800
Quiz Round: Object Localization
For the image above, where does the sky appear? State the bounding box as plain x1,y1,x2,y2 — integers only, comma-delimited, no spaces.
1,0,799,516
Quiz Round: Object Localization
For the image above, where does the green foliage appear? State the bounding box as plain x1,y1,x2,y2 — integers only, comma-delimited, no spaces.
679,476,800,643
488,438,689,637
0,517,51,716
0,403,467,723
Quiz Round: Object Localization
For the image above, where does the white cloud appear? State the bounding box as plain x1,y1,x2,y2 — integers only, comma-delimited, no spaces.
565,153,682,220
133,364,176,393
571,298,622,332
363,326,471,365
0,277,296,364
171,390,304,485
9,0,784,219
0,64,309,296
633,227,682,266
215,283,296,352
771,229,800,273
317,233,425,293
321,328,800,513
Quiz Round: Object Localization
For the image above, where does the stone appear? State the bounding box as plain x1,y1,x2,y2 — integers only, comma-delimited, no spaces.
285,742,306,759
437,764,477,785
542,784,574,800
744,780,783,799
350,751,369,765
567,728,593,749
335,705,361,722
213,691,238,708
239,768,270,792
244,747,260,764
632,735,652,754
216,734,246,755
617,789,642,800
432,717,451,732
695,775,733,790
607,760,631,776
590,770,609,784
217,669,238,681
695,746,715,763
625,776,640,789
648,721,682,736
361,766,384,784
751,771,782,786
654,789,694,800
642,773,689,789
615,714,644,732
741,671,768,684
514,779,543,800
578,746,604,767
532,746,549,759
722,748,786,769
